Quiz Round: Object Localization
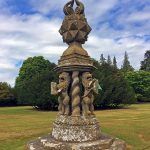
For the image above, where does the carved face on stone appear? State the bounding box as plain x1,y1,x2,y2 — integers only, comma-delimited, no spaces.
82,72,100,94
57,72,70,90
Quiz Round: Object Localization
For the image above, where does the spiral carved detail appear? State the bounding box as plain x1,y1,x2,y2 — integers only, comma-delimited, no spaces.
58,96,63,114
63,94,70,115
71,71,80,116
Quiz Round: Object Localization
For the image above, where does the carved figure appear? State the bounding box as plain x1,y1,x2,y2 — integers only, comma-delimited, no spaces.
51,72,70,115
75,0,84,15
59,0,91,45
82,72,100,116
63,0,74,16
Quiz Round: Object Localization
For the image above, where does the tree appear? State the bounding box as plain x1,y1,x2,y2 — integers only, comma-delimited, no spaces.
113,56,117,69
125,71,150,102
140,50,150,71
107,55,112,65
0,82,16,106
99,54,106,65
121,51,134,72
15,56,58,110
93,59,136,109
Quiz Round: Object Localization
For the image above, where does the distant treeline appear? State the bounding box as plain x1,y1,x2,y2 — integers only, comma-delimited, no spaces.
0,50,150,109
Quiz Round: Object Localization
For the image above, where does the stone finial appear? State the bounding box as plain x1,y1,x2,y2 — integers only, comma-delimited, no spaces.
59,0,92,45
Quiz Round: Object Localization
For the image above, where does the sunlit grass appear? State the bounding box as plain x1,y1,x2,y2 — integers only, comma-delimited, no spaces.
0,104,150,150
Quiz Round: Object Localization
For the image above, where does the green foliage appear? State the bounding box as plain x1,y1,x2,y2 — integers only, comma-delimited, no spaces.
121,51,134,72
93,59,136,108
107,55,112,65
15,55,137,110
99,54,106,65
113,56,117,69
140,50,150,71
15,56,58,110
0,82,16,106
125,71,150,102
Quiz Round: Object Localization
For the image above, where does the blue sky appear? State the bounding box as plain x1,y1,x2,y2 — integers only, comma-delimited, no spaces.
0,0,150,86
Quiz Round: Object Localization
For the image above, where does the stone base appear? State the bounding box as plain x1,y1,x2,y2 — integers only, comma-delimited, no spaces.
51,115,101,142
26,133,126,150
26,115,126,150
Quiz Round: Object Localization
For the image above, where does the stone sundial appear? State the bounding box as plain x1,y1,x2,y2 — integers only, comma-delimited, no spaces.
27,0,126,149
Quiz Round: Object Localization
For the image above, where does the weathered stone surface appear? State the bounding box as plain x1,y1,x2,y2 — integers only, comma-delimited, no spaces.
26,115,126,150
26,133,126,150
51,115,101,142
55,43,95,73
59,0,91,44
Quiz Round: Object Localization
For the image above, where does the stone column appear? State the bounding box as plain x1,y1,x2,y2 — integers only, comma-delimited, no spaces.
71,71,80,116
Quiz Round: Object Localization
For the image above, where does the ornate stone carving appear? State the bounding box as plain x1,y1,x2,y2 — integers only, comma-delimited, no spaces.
75,0,84,15
82,72,100,116
51,72,70,115
59,0,91,44
63,0,74,16
71,71,81,116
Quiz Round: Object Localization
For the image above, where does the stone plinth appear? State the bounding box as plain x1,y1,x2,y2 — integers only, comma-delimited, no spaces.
27,133,126,150
52,115,101,142
26,115,126,150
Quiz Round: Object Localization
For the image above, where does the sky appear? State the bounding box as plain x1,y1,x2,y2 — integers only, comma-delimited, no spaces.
0,0,150,86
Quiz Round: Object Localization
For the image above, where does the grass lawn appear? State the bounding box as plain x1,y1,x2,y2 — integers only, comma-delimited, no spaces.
0,104,150,150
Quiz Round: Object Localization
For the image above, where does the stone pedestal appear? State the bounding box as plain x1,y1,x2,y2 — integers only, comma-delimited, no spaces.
52,115,101,142
26,115,126,150
26,0,127,149
27,133,126,150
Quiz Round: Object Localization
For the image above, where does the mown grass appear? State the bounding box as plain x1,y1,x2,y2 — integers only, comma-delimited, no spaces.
0,104,150,150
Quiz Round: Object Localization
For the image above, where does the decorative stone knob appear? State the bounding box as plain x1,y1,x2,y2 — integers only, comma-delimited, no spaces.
59,0,92,45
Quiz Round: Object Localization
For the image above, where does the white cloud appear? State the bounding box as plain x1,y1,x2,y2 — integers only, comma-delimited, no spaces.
29,0,66,14
0,13,66,85
0,0,149,86
83,0,118,22
30,0,118,23
85,35,148,69
126,11,150,22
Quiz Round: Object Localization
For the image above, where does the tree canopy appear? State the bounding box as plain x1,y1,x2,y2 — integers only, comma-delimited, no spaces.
140,50,150,71
1,49,149,110
0,82,16,106
107,55,112,65
121,51,134,72
15,56,58,110
93,59,136,108
113,56,117,70
125,71,150,102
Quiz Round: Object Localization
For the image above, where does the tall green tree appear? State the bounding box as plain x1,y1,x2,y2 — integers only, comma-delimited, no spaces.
121,51,134,72
107,55,112,65
140,50,150,71
0,82,16,106
113,56,117,69
15,56,58,110
125,71,150,102
99,54,106,65
93,60,136,109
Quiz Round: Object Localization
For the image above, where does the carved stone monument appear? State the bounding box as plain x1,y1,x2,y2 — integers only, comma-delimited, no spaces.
27,0,126,149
